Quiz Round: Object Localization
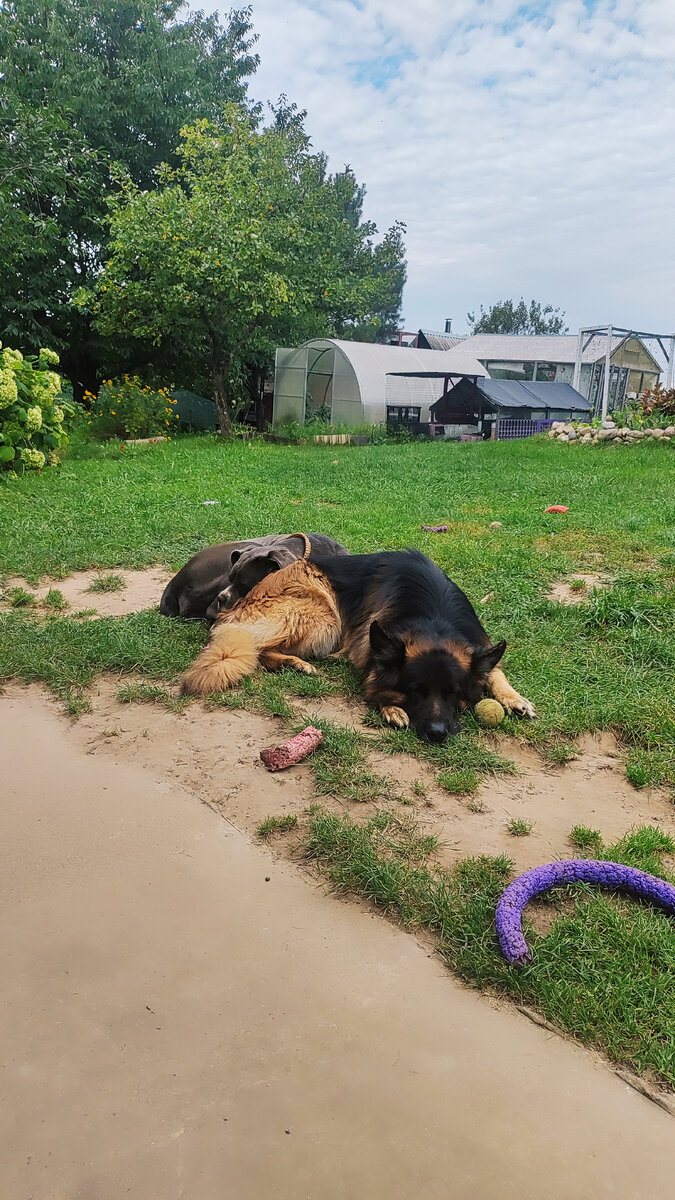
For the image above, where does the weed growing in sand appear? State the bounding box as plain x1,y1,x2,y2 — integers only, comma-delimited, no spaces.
305,809,675,1087
43,588,69,610
117,682,192,714
88,573,126,593
5,586,35,607
538,742,578,767
569,825,604,855
64,688,92,718
438,769,480,796
258,814,298,838
507,817,534,836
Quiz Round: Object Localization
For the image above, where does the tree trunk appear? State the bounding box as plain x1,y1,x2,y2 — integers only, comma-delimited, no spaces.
246,364,266,432
212,360,233,437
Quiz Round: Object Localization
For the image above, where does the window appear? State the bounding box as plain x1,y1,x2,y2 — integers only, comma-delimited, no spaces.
534,362,557,382
486,361,535,381
386,405,422,432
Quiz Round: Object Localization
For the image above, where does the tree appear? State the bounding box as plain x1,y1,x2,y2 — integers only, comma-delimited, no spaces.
340,219,406,343
87,107,407,434
467,299,568,336
0,0,259,398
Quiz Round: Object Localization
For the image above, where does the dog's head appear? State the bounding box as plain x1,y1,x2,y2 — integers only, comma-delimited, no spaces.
207,544,301,618
369,621,506,743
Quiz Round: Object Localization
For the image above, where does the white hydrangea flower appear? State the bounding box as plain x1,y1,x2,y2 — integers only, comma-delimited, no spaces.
0,368,18,409
20,448,46,470
26,406,43,432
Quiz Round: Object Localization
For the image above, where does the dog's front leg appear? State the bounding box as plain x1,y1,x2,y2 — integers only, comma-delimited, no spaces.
380,704,410,730
488,668,537,718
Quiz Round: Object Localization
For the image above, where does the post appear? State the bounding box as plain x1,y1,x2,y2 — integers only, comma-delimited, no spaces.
572,329,584,394
666,337,675,389
601,324,612,422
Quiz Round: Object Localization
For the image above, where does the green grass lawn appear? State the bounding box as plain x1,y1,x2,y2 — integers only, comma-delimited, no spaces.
2,433,675,1086
2,433,675,784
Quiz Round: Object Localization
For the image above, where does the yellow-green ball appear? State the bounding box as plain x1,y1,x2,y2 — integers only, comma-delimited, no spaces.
474,698,505,727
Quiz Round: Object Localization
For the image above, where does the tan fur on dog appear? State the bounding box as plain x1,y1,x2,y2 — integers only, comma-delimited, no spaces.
181,560,342,695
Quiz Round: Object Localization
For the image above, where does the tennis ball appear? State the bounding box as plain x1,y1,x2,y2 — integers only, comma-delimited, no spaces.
474,698,505,727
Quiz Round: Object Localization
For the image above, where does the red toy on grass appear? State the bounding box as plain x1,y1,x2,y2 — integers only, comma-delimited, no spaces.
260,726,323,771
544,505,569,514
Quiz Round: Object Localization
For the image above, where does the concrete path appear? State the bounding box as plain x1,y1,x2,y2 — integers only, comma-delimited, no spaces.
2,693,674,1199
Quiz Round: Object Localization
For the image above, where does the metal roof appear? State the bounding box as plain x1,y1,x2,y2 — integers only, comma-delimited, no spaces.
473,379,590,411
461,332,634,365
417,329,467,352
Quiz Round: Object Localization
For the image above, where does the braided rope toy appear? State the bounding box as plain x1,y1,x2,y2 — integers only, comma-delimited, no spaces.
496,859,675,966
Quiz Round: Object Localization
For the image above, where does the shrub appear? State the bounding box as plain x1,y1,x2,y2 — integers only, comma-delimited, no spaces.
86,376,179,440
638,382,675,420
0,344,70,475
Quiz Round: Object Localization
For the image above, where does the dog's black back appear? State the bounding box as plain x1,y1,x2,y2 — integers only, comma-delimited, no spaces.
312,549,490,646
312,549,505,741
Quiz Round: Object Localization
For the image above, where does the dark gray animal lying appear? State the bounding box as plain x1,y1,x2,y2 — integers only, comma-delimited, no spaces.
160,532,350,622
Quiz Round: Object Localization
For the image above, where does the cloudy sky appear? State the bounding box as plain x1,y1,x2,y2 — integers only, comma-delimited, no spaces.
223,0,675,336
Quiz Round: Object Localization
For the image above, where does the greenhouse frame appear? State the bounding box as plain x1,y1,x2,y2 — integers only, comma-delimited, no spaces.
273,338,488,428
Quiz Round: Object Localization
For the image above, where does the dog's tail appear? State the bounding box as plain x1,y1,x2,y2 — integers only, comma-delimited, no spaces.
181,623,260,695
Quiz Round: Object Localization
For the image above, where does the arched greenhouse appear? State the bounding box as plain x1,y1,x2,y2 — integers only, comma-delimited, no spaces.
273,338,488,429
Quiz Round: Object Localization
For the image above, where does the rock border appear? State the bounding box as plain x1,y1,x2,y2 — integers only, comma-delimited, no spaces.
548,420,675,445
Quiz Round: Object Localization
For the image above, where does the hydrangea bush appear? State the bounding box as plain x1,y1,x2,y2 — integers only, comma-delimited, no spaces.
85,376,179,440
0,345,70,474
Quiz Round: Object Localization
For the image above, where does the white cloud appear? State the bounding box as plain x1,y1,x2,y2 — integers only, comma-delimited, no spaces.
221,0,675,333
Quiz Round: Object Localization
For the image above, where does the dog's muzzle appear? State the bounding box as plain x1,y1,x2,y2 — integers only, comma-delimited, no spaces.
217,587,236,611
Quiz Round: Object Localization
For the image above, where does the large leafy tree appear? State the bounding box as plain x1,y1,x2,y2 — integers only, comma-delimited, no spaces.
467,299,568,336
0,0,259,398
88,106,407,434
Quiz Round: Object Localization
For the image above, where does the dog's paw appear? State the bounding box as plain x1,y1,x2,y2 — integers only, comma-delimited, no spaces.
381,704,410,730
503,694,538,719
296,660,318,675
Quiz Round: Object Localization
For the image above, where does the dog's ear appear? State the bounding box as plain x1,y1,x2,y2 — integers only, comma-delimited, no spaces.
370,620,406,666
230,550,241,565
472,639,506,677
270,548,296,568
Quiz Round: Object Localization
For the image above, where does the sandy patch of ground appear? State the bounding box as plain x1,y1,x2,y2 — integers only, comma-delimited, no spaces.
424,732,675,873
3,686,675,1199
548,572,612,605
15,673,673,879
1,566,173,617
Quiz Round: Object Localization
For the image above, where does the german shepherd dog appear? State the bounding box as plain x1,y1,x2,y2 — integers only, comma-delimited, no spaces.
181,549,536,742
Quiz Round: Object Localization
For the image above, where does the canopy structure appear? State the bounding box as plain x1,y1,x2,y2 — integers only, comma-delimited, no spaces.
273,338,488,427
431,379,590,425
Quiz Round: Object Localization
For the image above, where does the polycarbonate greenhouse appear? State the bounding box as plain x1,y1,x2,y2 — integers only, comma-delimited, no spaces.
273,338,488,427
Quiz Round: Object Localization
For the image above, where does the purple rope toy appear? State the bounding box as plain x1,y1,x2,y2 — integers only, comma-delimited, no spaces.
496,859,675,967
